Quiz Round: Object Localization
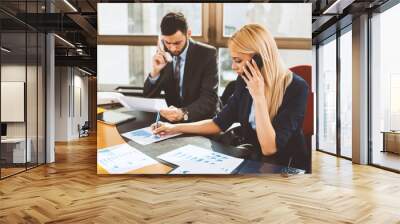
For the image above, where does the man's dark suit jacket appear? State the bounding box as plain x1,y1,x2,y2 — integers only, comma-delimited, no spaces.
143,39,219,122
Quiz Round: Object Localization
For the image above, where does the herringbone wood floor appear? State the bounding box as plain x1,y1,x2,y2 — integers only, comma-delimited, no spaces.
1,135,400,224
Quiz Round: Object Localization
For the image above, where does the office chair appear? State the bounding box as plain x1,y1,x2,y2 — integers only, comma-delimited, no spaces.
79,121,90,138
288,65,313,174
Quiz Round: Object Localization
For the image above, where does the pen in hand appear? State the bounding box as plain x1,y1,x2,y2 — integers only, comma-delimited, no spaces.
156,111,160,128
154,111,161,136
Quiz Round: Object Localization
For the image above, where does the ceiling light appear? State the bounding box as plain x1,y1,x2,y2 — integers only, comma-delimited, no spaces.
322,0,354,15
76,48,84,55
63,0,78,12
78,67,92,76
1,47,11,53
54,34,75,48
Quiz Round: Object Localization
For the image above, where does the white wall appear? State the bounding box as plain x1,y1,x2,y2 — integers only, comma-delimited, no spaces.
55,66,69,141
279,49,312,68
73,73,89,138
54,67,89,141
1,65,30,138
1,64,46,163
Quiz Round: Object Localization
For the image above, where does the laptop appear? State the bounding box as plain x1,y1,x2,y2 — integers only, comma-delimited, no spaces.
97,110,136,125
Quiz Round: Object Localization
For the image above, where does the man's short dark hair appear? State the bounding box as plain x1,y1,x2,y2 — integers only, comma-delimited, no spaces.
160,12,188,36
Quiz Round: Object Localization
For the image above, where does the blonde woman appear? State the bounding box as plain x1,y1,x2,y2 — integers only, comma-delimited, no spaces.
152,24,309,167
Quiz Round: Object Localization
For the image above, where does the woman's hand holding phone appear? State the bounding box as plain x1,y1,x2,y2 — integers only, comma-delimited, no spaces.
242,59,265,101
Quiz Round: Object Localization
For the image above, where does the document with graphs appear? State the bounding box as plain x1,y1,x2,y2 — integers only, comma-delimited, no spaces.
98,143,158,174
158,145,244,174
122,127,181,145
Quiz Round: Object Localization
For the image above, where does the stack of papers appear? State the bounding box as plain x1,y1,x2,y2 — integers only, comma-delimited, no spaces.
157,145,244,174
122,127,182,145
97,91,168,112
119,96,168,112
98,143,158,174
97,92,123,105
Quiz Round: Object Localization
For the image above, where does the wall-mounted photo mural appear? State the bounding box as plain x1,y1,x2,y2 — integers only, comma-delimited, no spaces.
96,3,313,175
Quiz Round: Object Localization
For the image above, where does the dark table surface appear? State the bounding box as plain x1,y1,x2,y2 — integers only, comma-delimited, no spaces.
115,110,290,174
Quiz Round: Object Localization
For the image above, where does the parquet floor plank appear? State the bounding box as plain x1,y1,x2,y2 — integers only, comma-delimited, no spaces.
1,135,399,223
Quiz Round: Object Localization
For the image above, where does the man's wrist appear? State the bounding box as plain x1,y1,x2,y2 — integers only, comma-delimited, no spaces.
180,108,189,121
150,70,160,78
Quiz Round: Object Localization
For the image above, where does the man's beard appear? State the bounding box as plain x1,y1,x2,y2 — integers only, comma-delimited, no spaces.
171,38,188,56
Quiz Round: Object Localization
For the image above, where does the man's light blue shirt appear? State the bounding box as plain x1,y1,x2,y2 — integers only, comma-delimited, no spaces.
148,40,189,97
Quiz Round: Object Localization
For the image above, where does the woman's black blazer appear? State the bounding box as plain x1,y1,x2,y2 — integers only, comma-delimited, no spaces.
213,73,309,167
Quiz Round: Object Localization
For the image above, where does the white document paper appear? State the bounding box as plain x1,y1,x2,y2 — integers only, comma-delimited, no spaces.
169,164,234,174
122,127,182,145
119,95,168,112
97,92,167,112
97,143,158,174
97,92,124,105
158,145,244,174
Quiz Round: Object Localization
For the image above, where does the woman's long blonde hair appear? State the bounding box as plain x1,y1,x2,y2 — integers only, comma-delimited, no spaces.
228,24,293,120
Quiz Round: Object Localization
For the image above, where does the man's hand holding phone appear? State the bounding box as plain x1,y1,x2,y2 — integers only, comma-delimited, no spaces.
150,37,173,78
151,51,167,78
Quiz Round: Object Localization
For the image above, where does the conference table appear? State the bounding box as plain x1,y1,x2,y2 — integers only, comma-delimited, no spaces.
97,108,294,175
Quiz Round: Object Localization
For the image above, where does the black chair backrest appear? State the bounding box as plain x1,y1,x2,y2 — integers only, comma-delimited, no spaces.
82,121,90,129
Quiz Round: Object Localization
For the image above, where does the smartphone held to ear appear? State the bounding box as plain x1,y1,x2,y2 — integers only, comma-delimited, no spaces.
242,54,264,84
158,36,173,63
250,53,263,69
